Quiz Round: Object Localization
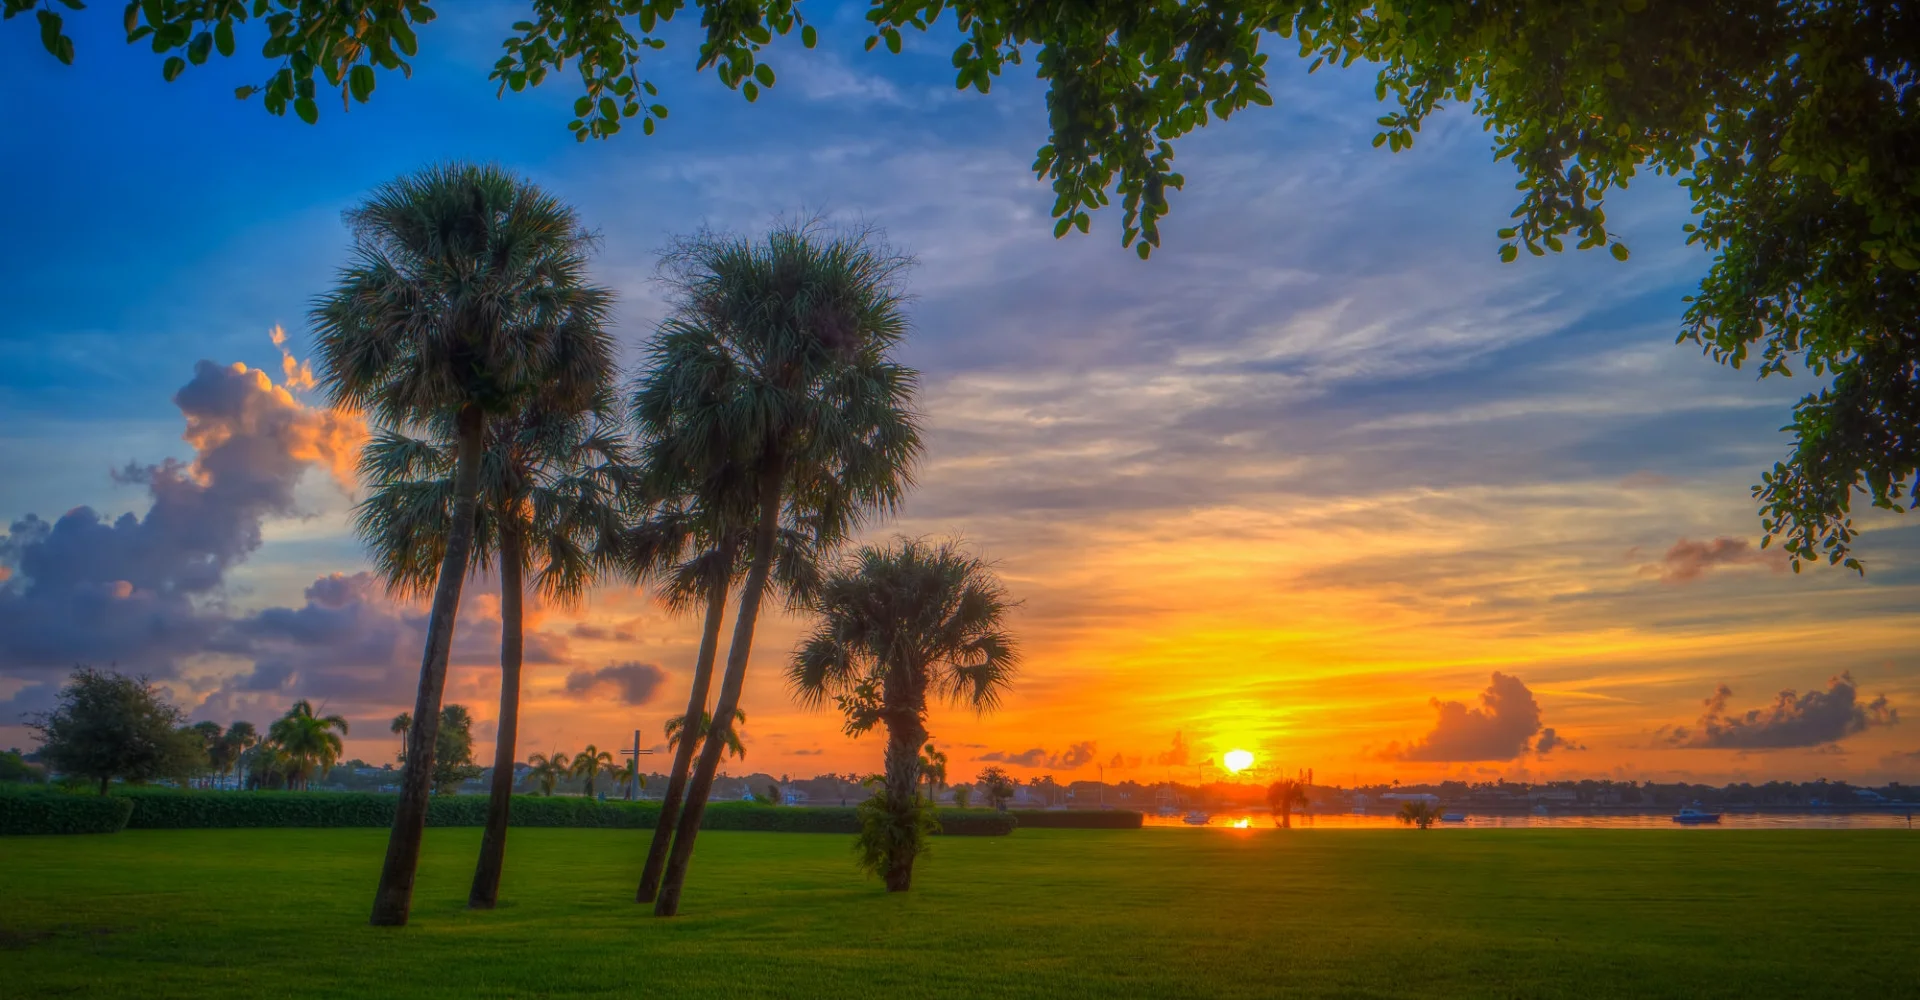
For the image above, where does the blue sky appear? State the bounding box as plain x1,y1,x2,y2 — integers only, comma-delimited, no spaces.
2,4,1914,783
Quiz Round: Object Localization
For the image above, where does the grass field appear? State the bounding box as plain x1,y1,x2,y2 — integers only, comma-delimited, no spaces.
2,827,1915,998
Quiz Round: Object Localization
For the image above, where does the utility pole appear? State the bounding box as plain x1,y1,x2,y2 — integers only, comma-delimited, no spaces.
618,728,657,801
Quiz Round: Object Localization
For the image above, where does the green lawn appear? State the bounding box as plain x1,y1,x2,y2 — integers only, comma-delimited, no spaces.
2,828,1913,998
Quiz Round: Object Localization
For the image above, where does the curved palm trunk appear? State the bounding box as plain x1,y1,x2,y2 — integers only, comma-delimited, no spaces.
469,520,524,910
636,568,728,903
370,404,486,928
655,478,782,917
882,703,928,893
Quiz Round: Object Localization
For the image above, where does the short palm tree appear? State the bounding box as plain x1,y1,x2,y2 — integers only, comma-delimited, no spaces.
269,700,350,791
663,708,748,762
643,222,922,917
1268,779,1307,829
789,538,1018,892
1397,800,1442,830
526,751,570,796
611,758,646,801
357,401,628,909
572,745,614,799
315,162,616,927
390,713,411,763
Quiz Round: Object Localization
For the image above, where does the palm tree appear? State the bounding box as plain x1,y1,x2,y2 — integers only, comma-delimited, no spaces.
611,758,646,801
663,708,748,762
389,713,411,763
526,751,570,796
1268,779,1307,829
572,744,614,799
920,743,948,801
315,162,616,927
1397,800,1442,829
643,222,921,917
215,721,258,789
269,700,350,791
188,722,224,788
789,539,1018,892
358,403,627,910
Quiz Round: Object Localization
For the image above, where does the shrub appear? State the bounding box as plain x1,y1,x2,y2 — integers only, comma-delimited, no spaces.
1007,809,1144,829
935,808,1020,836
0,788,134,835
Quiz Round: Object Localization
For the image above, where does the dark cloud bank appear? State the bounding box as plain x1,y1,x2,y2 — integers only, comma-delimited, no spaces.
1666,673,1898,750
1389,672,1579,761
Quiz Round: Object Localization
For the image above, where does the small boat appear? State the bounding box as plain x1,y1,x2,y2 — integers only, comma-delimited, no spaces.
1182,810,1211,826
1672,805,1722,825
1440,810,1466,823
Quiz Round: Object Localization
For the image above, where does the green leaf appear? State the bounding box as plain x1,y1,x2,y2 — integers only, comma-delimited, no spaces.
350,64,375,103
1609,242,1630,262
753,63,774,87
162,55,186,82
801,24,817,48
188,31,212,66
294,96,318,124
642,116,655,136
214,19,234,57
1499,244,1518,263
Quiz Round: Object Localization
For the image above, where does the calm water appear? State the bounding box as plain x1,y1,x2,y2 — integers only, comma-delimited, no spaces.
1139,810,1919,830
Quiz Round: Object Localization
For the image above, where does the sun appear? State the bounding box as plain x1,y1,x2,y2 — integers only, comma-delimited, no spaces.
1223,749,1255,774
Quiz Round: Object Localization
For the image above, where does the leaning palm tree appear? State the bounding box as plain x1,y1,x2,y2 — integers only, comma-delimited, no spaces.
789,539,1018,892
389,713,411,763
642,222,922,917
663,707,748,762
526,751,570,796
269,700,351,791
357,401,628,909
315,162,615,927
572,745,615,799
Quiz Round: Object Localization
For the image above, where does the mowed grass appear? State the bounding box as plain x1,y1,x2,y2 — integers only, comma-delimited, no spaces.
2,828,1914,998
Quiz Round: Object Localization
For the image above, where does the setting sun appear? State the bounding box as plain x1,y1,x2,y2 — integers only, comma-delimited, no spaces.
1223,749,1255,774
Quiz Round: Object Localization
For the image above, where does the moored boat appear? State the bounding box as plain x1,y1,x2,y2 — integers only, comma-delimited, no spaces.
1672,805,1722,825
1182,810,1211,826
1440,810,1466,823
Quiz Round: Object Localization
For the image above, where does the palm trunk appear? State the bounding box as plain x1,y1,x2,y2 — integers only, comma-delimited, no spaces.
882,705,927,893
655,476,782,917
370,403,485,928
469,519,524,910
636,566,729,903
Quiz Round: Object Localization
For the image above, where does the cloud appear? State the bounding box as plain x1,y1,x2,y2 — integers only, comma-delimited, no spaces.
569,622,636,642
790,748,825,756
1106,752,1142,769
1390,672,1544,762
977,740,1098,770
1647,536,1785,584
564,661,669,706
1666,673,1898,750
1154,731,1191,766
0,359,363,678
1534,727,1585,755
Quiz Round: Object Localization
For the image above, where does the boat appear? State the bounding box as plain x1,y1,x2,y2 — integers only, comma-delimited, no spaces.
1182,810,1211,826
1440,810,1466,823
1672,805,1722,825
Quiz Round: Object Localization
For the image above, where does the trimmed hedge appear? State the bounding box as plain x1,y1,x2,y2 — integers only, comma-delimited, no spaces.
0,790,135,835
106,789,1014,835
1007,809,1144,829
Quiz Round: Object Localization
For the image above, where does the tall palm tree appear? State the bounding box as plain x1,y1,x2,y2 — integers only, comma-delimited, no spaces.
572,744,614,799
358,402,628,910
526,751,570,796
1268,779,1307,829
663,708,748,762
315,162,615,927
642,222,922,917
269,700,351,791
390,713,411,763
920,743,948,801
789,538,1018,892
216,721,258,789
611,757,646,801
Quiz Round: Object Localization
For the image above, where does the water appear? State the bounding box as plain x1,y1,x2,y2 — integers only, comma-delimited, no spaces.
1141,810,1920,830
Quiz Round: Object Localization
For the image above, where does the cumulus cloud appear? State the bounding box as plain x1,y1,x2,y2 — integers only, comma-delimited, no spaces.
1390,672,1544,762
1534,727,1585,755
978,740,1098,770
564,661,669,706
1647,536,1784,584
0,360,364,678
1154,731,1191,766
1666,673,1898,750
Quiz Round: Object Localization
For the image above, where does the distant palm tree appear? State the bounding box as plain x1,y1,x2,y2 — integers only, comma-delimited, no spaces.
663,708,748,762
790,539,1018,892
358,402,628,910
316,162,616,927
920,743,948,801
269,700,350,790
1397,800,1442,829
390,713,411,763
643,223,921,917
526,751,570,796
188,722,224,788
572,745,615,799
215,721,258,789
1268,779,1307,829
611,758,646,801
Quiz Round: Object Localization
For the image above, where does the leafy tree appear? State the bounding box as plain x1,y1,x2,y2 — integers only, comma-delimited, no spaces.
0,749,46,784
210,721,257,789
431,704,483,795
1267,779,1307,830
24,3,1911,566
29,668,201,795
268,699,350,790
571,744,614,799
640,222,922,917
315,162,615,927
526,751,571,796
663,708,747,762
186,721,224,788
949,783,971,810
789,539,1016,892
1397,800,1441,830
976,766,1015,812
389,713,411,763
358,398,626,910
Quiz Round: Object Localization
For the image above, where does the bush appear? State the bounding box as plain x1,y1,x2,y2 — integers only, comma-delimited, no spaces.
1007,809,1143,829
0,789,134,835
104,790,1018,834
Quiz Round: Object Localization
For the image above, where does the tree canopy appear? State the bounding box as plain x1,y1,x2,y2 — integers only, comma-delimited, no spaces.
27,667,203,794
15,2,1914,566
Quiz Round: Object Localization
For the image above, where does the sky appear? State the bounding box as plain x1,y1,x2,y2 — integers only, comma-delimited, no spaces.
2,4,1915,787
